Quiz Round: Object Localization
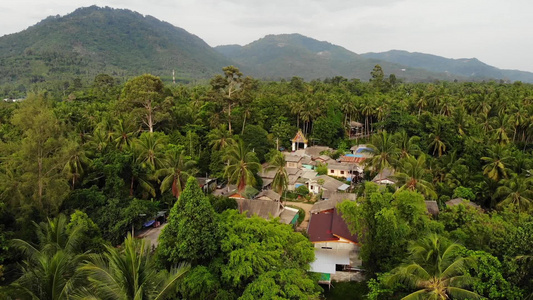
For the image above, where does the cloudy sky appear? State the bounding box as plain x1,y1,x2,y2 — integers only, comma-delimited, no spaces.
2,0,532,72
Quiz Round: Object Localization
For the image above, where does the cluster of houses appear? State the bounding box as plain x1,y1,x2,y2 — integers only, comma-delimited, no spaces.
211,130,481,285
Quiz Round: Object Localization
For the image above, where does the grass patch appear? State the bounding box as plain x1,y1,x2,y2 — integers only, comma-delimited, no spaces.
322,281,368,300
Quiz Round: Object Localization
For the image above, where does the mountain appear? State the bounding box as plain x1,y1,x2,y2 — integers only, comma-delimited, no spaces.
214,34,457,82
361,50,533,83
0,6,232,87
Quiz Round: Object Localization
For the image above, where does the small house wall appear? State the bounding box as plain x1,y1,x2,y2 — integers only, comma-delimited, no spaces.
328,168,350,179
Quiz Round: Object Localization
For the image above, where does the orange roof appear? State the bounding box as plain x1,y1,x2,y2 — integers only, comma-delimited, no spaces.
291,129,308,143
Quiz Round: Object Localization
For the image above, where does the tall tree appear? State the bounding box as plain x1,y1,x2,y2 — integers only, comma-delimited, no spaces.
79,234,189,300
481,144,512,182
386,234,481,300
11,94,69,214
119,74,170,133
493,175,533,212
364,130,401,179
156,148,197,201
223,140,262,192
266,152,288,196
210,66,244,134
7,215,85,300
392,155,437,200
158,177,218,265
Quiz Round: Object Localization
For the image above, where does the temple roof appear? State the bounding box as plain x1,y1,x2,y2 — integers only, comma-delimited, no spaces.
291,129,308,143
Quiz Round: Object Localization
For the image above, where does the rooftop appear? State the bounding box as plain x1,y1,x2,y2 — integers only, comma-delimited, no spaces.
256,190,281,202
237,198,282,219
307,208,358,244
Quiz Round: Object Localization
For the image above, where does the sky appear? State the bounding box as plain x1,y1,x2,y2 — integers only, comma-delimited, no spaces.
1,0,532,72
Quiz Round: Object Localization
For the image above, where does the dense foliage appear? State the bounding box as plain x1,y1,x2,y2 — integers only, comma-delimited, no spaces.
1,63,533,298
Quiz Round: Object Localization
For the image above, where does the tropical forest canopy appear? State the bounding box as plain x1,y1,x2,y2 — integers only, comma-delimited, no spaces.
0,64,532,299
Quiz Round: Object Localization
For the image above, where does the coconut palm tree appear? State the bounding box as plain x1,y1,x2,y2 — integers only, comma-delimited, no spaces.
387,234,481,300
266,152,288,196
112,119,138,151
392,155,437,199
428,124,447,157
481,144,512,182
63,141,90,189
207,124,235,151
134,133,166,171
7,215,85,300
156,149,197,201
493,174,533,212
364,130,401,179
77,234,189,300
224,140,262,192
393,130,421,159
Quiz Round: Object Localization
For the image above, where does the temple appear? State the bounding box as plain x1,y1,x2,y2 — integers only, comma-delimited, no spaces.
291,129,308,151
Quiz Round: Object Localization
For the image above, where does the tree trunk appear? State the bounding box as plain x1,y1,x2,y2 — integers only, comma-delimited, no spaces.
130,177,135,197
228,103,232,134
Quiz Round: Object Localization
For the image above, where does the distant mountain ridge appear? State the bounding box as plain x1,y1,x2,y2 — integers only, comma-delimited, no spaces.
0,5,532,95
361,50,533,83
214,34,457,82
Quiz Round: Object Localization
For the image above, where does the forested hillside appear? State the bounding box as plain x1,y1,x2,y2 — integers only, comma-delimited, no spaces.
0,66,532,298
362,50,533,83
0,6,231,97
214,34,458,82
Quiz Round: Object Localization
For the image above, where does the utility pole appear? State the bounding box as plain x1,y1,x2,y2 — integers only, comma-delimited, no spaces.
172,69,176,84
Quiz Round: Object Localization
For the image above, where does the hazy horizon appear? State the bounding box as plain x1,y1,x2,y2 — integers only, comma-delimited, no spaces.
1,1,532,73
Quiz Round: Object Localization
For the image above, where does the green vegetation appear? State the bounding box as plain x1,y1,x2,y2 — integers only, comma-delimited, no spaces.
1,63,533,299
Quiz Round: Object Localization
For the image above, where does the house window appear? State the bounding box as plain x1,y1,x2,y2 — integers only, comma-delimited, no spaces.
341,171,344,175
330,169,334,173
310,186,314,190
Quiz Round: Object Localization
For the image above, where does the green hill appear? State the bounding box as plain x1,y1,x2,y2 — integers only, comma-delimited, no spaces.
214,34,459,82
361,50,533,83
0,6,231,89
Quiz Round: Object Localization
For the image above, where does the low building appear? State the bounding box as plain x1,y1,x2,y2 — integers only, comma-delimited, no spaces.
445,198,482,210
307,207,362,284
236,198,299,226
255,190,282,202
285,154,303,169
327,163,353,179
372,168,396,185
307,175,350,197
425,200,440,216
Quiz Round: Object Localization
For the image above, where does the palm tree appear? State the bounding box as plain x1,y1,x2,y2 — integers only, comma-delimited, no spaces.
78,234,190,300
392,155,437,199
266,152,288,196
129,146,156,198
393,130,421,159
134,133,166,171
207,124,235,151
481,144,512,181
112,119,138,150
7,215,85,300
493,175,533,212
364,130,401,179
156,149,197,201
224,140,262,192
387,234,481,300
490,113,511,145
63,141,90,189
428,124,447,157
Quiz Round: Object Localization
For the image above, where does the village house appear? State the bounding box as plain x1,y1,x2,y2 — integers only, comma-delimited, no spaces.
307,175,350,197
307,200,362,285
285,153,303,169
235,198,299,226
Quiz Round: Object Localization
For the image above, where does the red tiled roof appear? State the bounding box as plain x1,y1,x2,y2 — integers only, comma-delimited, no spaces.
307,208,358,244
